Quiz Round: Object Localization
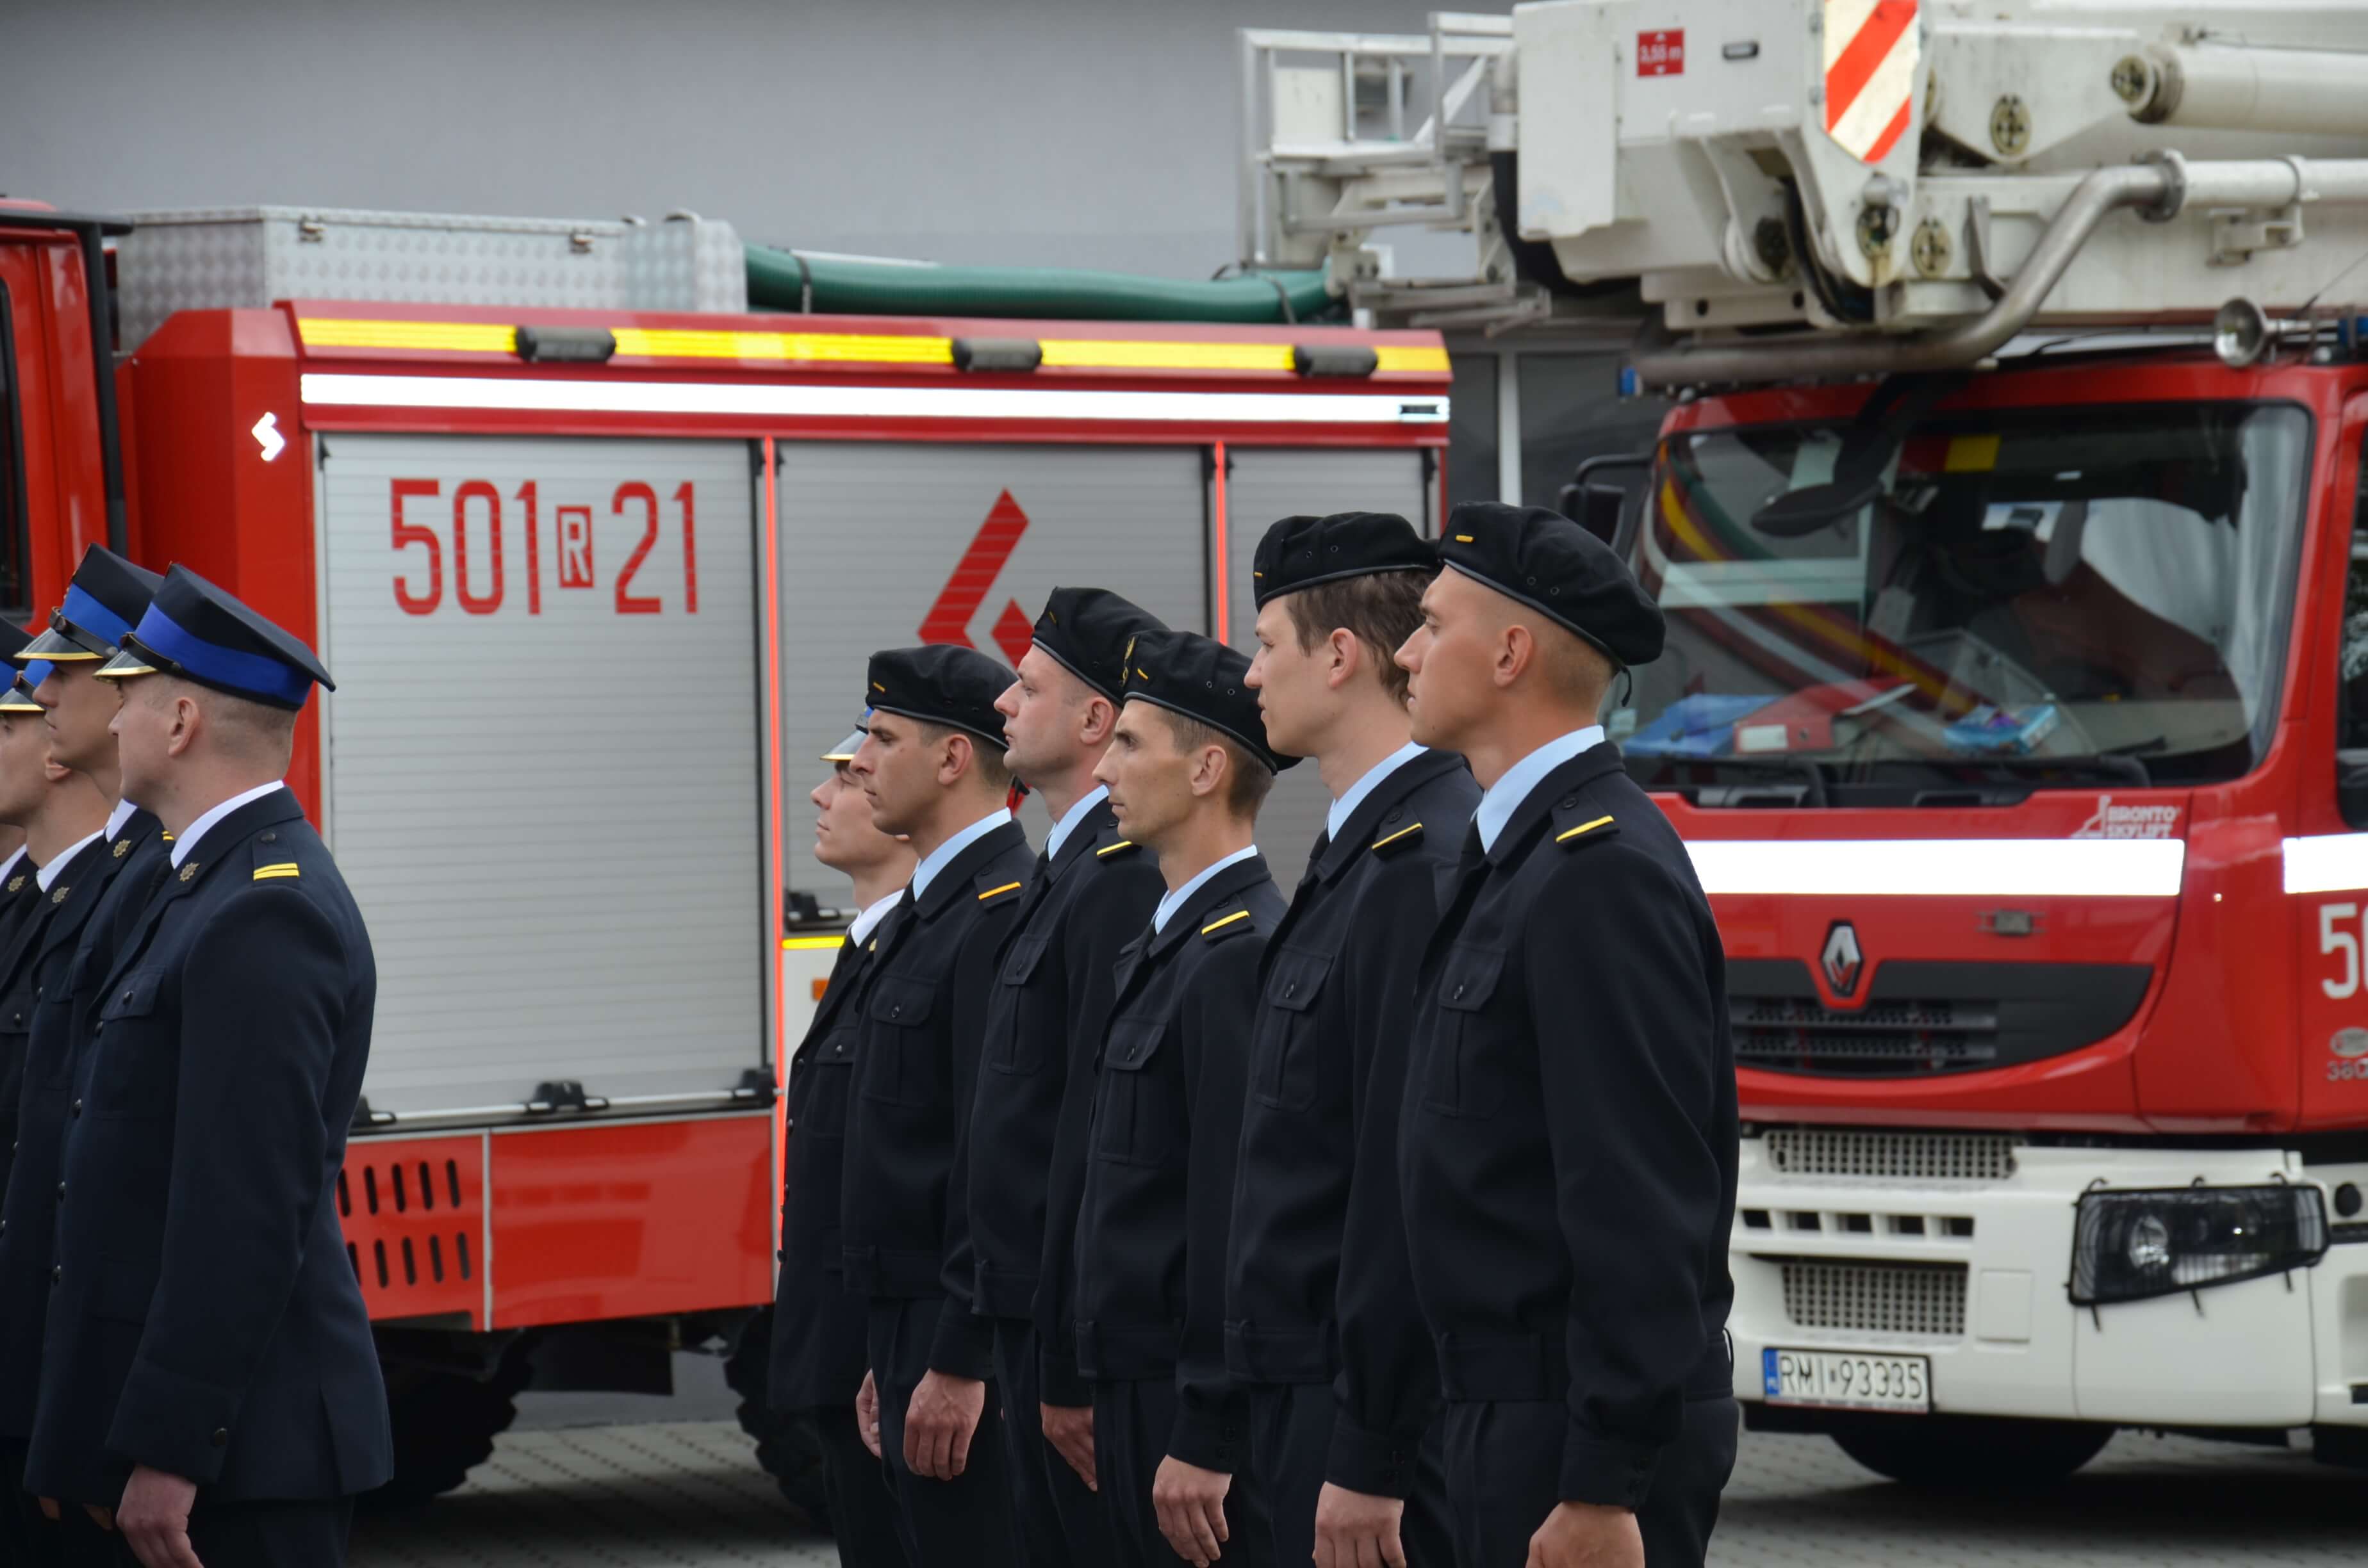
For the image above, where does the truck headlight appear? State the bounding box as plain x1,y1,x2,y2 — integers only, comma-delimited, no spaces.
2071,1184,2328,1306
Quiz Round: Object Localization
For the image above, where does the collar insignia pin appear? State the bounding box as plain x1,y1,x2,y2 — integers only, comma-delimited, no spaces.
179,863,198,882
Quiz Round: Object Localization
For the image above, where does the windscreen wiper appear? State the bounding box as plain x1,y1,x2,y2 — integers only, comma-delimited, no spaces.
1946,753,2152,788
1679,755,1832,807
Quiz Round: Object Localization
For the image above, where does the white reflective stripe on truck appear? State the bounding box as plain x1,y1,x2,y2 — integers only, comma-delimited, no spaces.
1687,838,2185,898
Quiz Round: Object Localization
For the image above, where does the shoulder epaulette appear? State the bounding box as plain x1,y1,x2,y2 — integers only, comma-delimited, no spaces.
254,861,302,881
1094,838,1139,859
1553,813,1619,851
976,878,1025,905
1369,821,1424,856
1200,906,1253,941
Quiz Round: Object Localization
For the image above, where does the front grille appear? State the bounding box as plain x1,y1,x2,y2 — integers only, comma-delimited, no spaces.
1780,1259,1967,1337
1764,1128,2018,1183
1733,995,1998,1074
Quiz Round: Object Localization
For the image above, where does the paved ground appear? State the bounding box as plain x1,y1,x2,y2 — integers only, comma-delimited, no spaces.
349,1359,2368,1568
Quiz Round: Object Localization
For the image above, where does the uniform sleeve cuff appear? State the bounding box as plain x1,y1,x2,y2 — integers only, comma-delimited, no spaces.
1165,1400,1246,1474
1039,1351,1091,1408
926,1303,997,1382
1326,1416,1417,1498
108,1360,236,1487
1558,1428,1659,1509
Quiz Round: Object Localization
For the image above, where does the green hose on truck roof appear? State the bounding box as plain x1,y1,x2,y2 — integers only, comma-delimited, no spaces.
746,245,1338,325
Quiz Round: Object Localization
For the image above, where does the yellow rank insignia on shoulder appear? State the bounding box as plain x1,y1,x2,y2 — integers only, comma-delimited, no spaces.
1370,821,1424,856
1554,813,1617,849
253,862,301,882
976,879,1023,904
1095,838,1138,859
1201,908,1252,940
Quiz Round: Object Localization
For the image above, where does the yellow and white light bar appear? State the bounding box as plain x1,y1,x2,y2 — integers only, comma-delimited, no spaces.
296,318,1450,376
300,372,1447,425
2283,834,2368,894
1686,838,2186,899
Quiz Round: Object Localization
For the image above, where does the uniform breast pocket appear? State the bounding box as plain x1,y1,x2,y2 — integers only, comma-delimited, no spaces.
89,968,173,1120
1420,945,1508,1118
1250,948,1334,1112
802,1026,860,1137
1094,1018,1179,1167
987,933,1052,1076
862,975,940,1107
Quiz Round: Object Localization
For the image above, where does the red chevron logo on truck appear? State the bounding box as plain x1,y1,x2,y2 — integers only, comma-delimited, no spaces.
919,489,1035,666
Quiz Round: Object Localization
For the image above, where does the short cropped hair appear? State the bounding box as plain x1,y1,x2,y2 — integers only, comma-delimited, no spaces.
1282,568,1433,706
917,719,1012,791
1160,710,1274,818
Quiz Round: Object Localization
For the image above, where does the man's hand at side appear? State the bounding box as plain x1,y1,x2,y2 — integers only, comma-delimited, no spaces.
857,1369,883,1458
903,1370,986,1480
1153,1455,1232,1565
116,1464,204,1568
1315,1480,1407,1568
1041,1401,1097,1490
1527,1500,1643,1568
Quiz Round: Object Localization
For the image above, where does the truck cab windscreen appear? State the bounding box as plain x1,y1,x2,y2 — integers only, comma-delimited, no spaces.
1620,402,2308,801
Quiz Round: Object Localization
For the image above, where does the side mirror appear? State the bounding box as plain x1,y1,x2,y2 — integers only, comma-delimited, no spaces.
2340,749,2368,830
1557,451,1655,552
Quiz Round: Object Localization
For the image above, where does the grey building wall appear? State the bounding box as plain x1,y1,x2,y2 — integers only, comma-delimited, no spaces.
5,0,1437,276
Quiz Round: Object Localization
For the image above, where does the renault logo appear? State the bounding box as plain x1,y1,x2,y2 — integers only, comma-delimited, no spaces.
1821,921,1864,997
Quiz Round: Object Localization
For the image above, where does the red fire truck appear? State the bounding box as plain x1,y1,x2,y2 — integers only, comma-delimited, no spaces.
1238,1,2368,1487
0,197,1449,1510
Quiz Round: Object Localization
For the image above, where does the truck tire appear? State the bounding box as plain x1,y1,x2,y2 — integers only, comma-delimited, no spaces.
365,1347,535,1509
724,1306,834,1531
1832,1416,2112,1490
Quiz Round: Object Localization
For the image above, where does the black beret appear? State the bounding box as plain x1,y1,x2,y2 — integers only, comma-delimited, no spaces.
1119,629,1297,774
863,645,1012,749
1438,502,1664,669
1252,511,1436,608
1029,587,1166,704
95,565,333,710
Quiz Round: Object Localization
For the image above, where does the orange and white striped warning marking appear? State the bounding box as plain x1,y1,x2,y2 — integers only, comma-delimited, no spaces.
1823,0,1919,163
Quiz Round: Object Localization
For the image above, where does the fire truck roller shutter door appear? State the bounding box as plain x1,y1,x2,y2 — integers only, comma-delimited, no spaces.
315,435,763,1117
773,442,1207,895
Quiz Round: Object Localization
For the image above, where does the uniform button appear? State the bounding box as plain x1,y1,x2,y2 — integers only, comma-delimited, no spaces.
1559,796,1577,810
1282,983,1296,999
1452,983,1467,1000
55,1182,65,1200
70,1100,81,1118
50,1265,60,1284
1,1219,8,1236
210,1428,229,1447
889,1006,902,1019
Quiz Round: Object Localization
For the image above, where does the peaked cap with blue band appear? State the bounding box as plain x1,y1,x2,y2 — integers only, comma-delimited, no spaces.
822,710,874,764
94,565,334,711
0,623,42,713
17,546,163,664
1119,628,1297,774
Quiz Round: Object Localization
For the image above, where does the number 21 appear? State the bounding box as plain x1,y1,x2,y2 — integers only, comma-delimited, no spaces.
613,481,698,615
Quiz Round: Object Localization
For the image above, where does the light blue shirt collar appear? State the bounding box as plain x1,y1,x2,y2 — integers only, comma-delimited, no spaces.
1325,741,1426,841
1474,727,1605,852
1046,786,1108,862
1153,844,1259,933
911,808,1012,899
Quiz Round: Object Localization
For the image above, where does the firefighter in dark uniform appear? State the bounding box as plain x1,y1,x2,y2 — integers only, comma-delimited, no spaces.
1074,629,1290,1568
0,658,113,1568
1,549,172,1566
771,720,917,1568
1224,513,1476,1568
839,645,1035,1566
25,566,393,1567
1392,504,1738,1568
965,588,1166,1565
0,626,40,958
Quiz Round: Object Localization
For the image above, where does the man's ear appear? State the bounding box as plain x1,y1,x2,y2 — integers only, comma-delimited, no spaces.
1078,694,1116,749
41,759,71,783
1188,741,1228,801
1495,622,1536,690
1324,628,1361,690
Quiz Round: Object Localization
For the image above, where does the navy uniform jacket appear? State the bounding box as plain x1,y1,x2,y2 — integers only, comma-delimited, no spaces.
0,813,164,1446
0,838,114,1255
26,789,393,1505
1398,744,1736,1509
1074,853,1283,1473
0,849,40,960
962,799,1162,1404
1224,750,1478,1496
841,817,1033,1380
771,910,900,1410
